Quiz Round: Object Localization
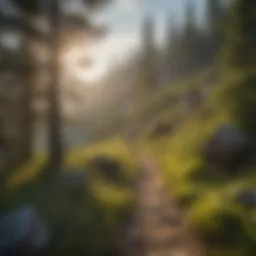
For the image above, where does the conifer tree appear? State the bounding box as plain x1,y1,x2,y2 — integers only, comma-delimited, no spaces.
221,0,256,133
140,14,158,90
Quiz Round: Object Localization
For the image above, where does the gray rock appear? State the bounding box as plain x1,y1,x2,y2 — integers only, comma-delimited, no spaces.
0,204,48,254
236,190,256,209
203,125,251,171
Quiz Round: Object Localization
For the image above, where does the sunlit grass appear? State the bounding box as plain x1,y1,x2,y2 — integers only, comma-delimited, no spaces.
7,154,47,190
7,137,136,190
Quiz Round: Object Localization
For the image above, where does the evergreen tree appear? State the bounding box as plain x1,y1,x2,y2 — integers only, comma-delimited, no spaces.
207,0,223,32
47,0,63,171
224,0,256,71
0,0,43,171
221,0,256,133
18,1,38,165
206,0,225,60
184,0,197,38
0,0,112,191
140,14,158,90
10,0,111,171
164,0,227,82
182,0,198,75
165,1,200,80
165,14,184,81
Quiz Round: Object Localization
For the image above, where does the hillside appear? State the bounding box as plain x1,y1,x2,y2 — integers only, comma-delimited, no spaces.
131,69,256,256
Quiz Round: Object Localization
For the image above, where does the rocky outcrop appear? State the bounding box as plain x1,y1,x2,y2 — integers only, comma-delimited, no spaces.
236,189,256,209
202,125,252,172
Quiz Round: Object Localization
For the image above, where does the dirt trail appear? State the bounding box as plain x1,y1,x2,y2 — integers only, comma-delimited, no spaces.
125,155,206,256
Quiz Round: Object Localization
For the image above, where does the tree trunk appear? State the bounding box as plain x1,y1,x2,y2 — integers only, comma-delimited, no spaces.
17,14,35,166
47,0,63,171
0,14,35,197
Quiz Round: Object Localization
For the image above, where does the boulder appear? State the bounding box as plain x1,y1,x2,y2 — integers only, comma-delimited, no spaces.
236,190,256,209
203,125,251,171
0,205,48,255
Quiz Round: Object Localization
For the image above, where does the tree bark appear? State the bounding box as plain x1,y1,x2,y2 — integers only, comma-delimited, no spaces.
18,15,35,165
47,0,63,171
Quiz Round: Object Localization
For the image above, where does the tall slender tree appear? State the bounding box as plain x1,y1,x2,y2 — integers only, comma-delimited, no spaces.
46,0,111,170
140,14,158,90
206,0,225,60
47,0,63,170
165,14,183,81
223,0,256,72
221,0,256,133
0,1,43,167
182,0,198,75
207,0,223,34
0,0,112,192
18,6,38,165
184,0,197,38
0,0,41,195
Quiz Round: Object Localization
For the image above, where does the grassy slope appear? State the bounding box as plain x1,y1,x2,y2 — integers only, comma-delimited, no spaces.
131,68,216,138
136,72,256,255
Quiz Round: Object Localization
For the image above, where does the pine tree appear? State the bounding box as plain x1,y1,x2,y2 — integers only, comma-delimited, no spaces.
140,14,158,90
206,0,225,60
0,0,112,190
184,0,197,39
18,2,38,165
207,0,223,32
47,0,63,171
224,0,256,71
165,14,184,81
11,0,111,171
221,0,256,134
182,0,198,75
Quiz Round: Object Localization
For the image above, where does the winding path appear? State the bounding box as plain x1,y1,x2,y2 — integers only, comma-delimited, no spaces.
125,155,206,256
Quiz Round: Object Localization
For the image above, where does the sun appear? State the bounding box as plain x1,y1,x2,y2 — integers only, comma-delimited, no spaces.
62,44,108,83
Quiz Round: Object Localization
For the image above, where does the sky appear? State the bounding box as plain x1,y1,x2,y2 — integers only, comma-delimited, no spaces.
68,0,207,82
0,0,208,83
